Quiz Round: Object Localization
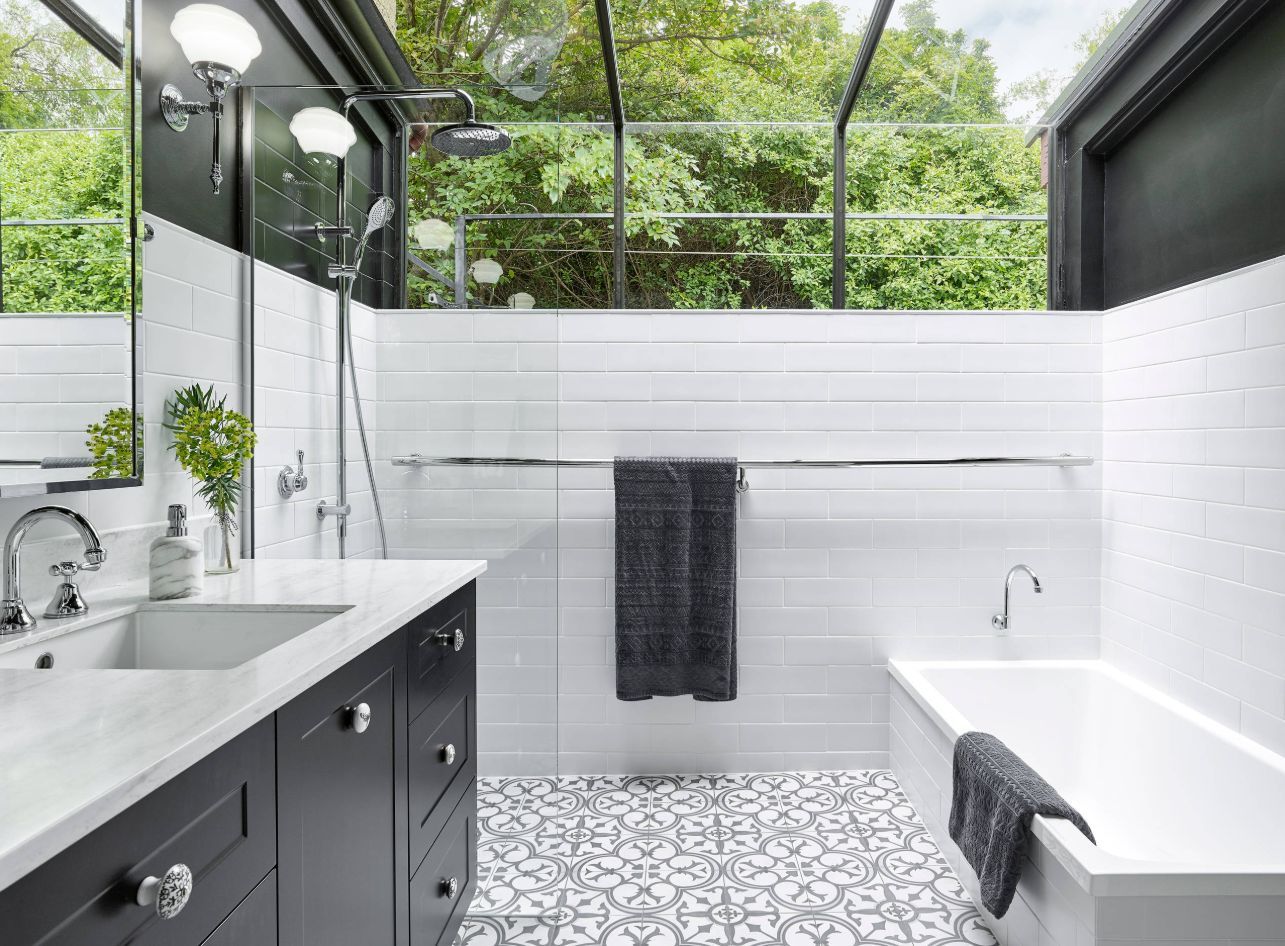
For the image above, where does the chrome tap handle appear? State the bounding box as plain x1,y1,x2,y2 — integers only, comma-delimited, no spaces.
47,560,99,578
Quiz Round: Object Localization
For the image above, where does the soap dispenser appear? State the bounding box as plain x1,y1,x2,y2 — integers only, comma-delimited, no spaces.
149,504,203,600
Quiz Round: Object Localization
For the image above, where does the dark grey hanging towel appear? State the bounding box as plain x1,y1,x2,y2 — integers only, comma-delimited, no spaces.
614,456,737,702
948,731,1095,918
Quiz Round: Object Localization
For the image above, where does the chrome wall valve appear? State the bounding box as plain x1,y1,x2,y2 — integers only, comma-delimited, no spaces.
278,450,310,497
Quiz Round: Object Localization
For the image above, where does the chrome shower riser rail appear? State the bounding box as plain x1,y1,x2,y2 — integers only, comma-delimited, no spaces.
392,454,1094,469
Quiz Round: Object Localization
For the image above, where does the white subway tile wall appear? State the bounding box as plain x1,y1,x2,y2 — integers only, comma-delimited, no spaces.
0,315,129,463
374,309,1104,775
1102,256,1285,756
252,262,380,560
0,215,248,597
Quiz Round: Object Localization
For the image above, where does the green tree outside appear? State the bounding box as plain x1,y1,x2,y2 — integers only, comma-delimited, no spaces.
397,0,1052,310
0,0,128,314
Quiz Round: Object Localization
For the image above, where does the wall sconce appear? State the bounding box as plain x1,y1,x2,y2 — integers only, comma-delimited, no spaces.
161,4,261,194
469,258,503,285
289,107,357,165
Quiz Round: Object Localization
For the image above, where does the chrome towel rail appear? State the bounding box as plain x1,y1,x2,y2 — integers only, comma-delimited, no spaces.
393,454,1093,469
391,454,1094,491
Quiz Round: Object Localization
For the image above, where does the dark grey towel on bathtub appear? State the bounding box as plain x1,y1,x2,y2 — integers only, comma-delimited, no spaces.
949,730,1094,919
614,456,737,702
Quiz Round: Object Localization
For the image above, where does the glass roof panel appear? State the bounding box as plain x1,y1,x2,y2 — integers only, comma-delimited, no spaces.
851,0,1134,126
615,0,879,122
396,0,611,122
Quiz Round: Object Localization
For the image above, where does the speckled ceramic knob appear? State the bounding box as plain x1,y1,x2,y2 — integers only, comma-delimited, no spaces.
136,863,193,919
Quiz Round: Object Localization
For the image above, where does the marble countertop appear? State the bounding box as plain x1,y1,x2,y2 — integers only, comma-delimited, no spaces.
0,557,486,892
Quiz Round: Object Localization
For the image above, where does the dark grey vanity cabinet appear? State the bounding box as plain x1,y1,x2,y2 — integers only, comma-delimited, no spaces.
0,716,277,946
1,580,479,946
276,631,410,946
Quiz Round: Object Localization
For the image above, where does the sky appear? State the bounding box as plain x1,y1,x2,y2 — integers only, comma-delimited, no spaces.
848,0,1133,120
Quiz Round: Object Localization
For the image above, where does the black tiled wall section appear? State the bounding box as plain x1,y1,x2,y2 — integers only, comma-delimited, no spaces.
252,98,396,308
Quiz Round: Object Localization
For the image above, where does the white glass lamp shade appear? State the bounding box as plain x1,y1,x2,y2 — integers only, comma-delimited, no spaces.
169,4,262,73
412,218,454,251
507,292,535,309
470,258,503,285
289,107,357,159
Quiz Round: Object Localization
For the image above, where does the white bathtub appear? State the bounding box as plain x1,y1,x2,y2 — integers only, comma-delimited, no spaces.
890,659,1285,946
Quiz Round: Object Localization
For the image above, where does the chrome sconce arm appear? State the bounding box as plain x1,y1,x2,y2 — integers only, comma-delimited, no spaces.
160,63,242,194
162,4,262,195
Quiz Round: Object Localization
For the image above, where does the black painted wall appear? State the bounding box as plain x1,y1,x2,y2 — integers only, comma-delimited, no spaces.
1051,0,1285,309
1102,1,1285,307
252,95,395,307
141,0,395,260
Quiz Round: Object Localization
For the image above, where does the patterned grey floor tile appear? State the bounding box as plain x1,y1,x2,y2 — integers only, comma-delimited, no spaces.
453,915,554,946
566,834,723,915
470,770,995,946
473,837,570,917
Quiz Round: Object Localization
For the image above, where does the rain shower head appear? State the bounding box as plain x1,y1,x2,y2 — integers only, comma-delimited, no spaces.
430,120,512,158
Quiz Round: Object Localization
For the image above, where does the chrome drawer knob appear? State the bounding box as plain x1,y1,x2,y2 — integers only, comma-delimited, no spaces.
136,863,193,919
441,876,459,899
347,702,372,734
433,628,465,652
441,743,457,765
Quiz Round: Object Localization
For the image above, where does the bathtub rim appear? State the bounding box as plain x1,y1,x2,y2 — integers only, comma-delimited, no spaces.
890,657,1285,898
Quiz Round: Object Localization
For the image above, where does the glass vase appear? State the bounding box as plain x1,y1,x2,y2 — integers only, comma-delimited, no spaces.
204,517,241,574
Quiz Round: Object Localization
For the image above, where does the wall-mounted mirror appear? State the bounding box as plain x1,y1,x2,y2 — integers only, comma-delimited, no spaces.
0,0,140,497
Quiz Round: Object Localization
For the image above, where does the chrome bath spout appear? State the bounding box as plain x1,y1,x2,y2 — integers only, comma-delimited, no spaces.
992,564,1041,634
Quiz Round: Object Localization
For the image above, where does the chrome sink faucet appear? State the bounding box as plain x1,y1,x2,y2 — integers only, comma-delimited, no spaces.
992,564,1041,634
2,506,106,634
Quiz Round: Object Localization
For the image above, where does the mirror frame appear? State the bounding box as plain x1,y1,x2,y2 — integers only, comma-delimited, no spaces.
0,0,143,499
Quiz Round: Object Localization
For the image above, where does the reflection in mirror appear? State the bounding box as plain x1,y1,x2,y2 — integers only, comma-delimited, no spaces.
0,0,138,493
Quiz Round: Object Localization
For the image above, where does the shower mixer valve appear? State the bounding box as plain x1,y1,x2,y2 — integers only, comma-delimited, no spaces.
278,450,309,498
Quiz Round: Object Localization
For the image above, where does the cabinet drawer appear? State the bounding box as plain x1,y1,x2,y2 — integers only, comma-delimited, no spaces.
409,664,476,874
410,785,477,946
1,717,276,946
199,870,276,946
408,583,475,722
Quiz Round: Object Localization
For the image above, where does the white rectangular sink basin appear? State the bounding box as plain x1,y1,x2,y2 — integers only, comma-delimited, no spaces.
0,605,351,671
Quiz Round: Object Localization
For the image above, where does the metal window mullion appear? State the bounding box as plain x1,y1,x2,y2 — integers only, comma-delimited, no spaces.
833,125,846,309
594,0,626,308
614,131,625,308
833,0,897,310
455,215,467,306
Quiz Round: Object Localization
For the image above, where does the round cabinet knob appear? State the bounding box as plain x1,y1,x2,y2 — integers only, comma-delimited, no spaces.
441,743,457,765
136,863,193,919
432,628,465,652
347,702,372,734
440,876,459,899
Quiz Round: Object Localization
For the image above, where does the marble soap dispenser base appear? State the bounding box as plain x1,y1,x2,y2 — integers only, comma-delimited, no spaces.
149,504,204,601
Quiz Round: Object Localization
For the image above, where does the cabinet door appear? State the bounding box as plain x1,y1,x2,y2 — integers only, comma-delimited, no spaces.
276,635,408,946
0,718,275,946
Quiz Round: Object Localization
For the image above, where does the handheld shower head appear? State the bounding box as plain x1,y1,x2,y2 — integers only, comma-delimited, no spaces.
328,196,396,282
430,120,512,158
363,195,396,239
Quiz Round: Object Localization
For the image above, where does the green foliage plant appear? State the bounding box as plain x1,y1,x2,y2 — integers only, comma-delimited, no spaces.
84,405,137,479
164,385,257,571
